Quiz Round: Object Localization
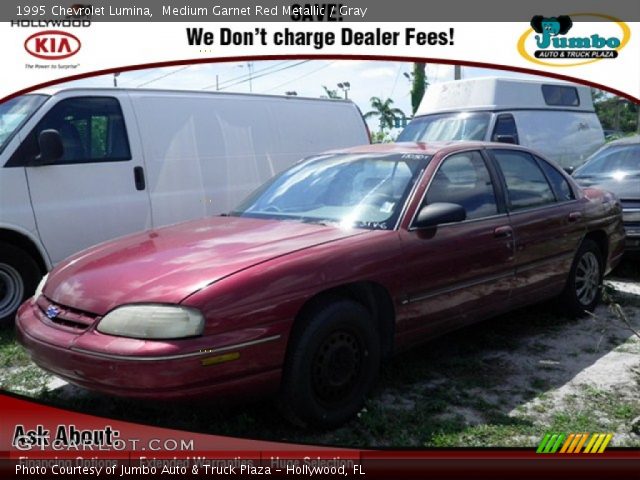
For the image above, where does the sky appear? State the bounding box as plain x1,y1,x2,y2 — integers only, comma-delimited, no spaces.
62,60,546,134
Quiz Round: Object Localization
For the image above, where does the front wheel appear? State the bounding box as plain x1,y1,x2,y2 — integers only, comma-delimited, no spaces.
0,243,41,327
279,298,381,428
560,239,603,317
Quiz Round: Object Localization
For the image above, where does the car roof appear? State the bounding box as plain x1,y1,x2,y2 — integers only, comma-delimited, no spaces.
329,141,532,156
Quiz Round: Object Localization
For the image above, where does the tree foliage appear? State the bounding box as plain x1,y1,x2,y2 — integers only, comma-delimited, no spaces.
410,63,427,115
364,96,406,133
592,88,638,134
321,86,341,99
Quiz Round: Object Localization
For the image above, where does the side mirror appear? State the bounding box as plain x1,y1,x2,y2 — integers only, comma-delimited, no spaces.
493,134,517,145
33,129,63,166
563,166,575,175
413,203,466,229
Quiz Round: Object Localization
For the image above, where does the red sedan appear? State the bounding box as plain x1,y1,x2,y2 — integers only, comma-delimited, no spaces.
16,142,625,427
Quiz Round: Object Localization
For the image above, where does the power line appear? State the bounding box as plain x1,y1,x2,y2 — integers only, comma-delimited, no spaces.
202,60,297,90
137,65,192,87
389,62,404,98
215,61,311,91
263,61,335,94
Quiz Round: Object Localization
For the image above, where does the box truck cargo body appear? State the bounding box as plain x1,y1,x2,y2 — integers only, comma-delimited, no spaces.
398,77,604,169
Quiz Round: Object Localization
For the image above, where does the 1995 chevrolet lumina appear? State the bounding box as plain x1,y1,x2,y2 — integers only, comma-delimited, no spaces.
17,142,625,427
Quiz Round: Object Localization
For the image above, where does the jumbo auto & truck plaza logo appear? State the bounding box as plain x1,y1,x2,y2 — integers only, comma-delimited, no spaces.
518,13,630,67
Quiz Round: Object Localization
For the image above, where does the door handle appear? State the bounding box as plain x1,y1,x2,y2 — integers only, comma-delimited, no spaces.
133,166,146,191
568,212,582,223
493,226,513,238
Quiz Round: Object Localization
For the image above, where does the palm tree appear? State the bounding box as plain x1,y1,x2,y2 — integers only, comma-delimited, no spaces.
321,86,341,99
364,97,405,133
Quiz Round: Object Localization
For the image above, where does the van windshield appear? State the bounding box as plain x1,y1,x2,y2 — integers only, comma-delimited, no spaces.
398,112,491,142
0,94,48,153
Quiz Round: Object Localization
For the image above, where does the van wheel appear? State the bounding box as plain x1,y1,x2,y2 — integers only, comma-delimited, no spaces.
560,239,603,317
279,298,380,429
0,243,41,327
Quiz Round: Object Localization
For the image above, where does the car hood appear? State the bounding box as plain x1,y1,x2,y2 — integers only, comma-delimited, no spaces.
574,174,640,201
44,216,366,315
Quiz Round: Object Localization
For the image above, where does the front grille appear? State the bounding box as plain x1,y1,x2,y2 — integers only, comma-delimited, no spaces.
36,296,98,331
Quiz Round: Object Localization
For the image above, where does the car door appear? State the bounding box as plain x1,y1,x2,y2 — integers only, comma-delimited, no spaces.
488,148,584,303
17,95,151,264
397,149,515,340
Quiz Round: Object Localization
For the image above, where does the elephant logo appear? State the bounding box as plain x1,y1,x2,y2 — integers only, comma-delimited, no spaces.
530,15,573,48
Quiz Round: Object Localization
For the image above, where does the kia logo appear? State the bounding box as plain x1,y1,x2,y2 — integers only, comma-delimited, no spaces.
24,30,81,60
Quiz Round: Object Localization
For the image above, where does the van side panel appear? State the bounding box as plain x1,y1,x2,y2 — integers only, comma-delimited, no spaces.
131,93,368,228
269,100,369,165
511,111,604,168
0,167,44,253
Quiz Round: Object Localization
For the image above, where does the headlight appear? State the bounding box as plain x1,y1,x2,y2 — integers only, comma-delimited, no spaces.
97,305,205,339
34,274,49,300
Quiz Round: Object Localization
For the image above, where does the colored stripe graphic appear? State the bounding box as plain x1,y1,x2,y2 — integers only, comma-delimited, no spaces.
583,433,598,453
573,433,589,453
597,434,613,453
560,433,579,453
536,433,552,453
537,433,612,454
536,433,565,453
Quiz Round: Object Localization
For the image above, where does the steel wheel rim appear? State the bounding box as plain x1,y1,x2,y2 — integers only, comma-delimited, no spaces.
0,264,24,318
575,251,600,306
312,329,363,405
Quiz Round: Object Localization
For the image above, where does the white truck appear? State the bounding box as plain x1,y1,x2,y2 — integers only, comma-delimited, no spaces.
399,77,604,169
0,88,369,324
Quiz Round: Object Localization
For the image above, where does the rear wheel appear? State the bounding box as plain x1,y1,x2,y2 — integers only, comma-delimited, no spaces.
279,298,380,428
0,243,41,327
560,239,603,317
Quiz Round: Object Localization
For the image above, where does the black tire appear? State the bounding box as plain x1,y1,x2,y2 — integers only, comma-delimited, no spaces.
279,298,381,429
560,239,603,317
0,243,41,328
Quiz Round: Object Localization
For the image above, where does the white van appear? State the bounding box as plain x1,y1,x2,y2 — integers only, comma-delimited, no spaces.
0,88,369,324
398,77,604,169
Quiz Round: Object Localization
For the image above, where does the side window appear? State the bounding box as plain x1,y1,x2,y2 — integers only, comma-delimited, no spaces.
537,157,575,202
425,151,499,220
493,150,556,210
541,85,580,106
26,97,130,165
491,114,519,144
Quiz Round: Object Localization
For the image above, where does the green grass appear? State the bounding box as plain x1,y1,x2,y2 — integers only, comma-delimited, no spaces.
0,329,31,368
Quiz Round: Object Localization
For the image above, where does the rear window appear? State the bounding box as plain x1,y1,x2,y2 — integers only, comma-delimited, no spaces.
541,85,580,107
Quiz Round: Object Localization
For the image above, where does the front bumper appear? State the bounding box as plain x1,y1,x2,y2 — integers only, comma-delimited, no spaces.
16,299,286,400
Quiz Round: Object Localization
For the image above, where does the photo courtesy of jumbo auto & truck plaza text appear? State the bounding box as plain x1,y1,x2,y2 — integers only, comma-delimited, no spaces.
0,0,639,479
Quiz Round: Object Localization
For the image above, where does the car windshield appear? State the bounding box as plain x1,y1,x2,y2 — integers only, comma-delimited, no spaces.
398,112,491,142
231,153,431,230
574,144,640,179
0,94,48,153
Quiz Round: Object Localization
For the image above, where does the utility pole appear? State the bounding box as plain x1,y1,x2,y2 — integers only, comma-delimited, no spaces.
113,72,120,87
454,65,462,80
215,75,219,91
